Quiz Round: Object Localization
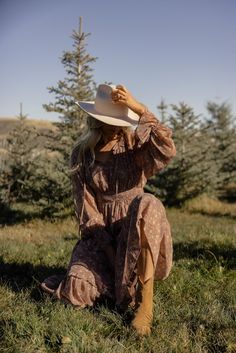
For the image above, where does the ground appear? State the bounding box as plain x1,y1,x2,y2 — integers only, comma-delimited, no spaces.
0,207,235,353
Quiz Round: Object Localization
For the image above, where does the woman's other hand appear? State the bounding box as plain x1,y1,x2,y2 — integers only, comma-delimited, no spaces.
111,84,146,117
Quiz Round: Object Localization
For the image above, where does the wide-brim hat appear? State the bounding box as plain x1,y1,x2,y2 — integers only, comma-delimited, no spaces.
75,84,140,127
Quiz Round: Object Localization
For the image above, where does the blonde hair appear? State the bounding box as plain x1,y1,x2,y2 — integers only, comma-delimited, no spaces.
69,115,133,176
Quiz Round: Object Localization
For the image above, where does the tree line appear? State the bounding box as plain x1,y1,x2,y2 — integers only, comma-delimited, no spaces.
1,20,235,220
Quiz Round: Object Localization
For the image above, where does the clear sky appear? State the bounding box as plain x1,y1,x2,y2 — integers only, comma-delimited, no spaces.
0,0,235,121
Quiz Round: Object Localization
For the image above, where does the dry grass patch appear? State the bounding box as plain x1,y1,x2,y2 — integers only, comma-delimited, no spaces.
0,216,77,244
183,193,236,218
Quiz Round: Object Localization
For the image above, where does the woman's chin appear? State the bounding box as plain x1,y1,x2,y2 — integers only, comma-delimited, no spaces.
101,127,121,140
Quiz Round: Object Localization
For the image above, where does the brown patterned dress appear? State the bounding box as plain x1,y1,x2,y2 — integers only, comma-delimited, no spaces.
41,109,177,310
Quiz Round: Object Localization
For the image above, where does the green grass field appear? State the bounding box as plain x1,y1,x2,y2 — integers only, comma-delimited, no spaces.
0,207,235,353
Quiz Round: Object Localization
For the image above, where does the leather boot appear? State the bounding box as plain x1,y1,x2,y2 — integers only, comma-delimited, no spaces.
131,245,154,336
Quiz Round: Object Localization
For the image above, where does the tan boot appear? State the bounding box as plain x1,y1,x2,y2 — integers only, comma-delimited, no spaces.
131,246,154,336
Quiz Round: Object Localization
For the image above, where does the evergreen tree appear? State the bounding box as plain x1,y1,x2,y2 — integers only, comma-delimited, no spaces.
43,17,97,156
147,102,215,206
2,110,39,204
157,98,168,123
42,18,98,209
205,101,236,200
25,151,71,217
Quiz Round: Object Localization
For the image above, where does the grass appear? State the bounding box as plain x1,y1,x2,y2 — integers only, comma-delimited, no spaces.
0,208,236,353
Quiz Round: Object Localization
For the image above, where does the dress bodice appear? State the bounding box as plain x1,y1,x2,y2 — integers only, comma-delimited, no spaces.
85,149,145,196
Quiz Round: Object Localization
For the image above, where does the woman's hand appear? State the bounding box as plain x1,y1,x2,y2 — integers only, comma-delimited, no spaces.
111,85,146,117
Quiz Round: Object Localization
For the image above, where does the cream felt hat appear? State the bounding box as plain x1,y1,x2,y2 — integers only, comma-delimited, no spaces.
75,84,140,127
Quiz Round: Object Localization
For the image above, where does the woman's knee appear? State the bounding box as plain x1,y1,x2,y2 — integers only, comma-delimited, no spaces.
136,193,166,246
139,193,165,213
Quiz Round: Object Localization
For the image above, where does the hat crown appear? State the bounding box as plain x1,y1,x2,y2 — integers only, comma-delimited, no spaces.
95,84,129,118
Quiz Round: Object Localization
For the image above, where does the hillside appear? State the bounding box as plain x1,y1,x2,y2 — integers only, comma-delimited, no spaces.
0,117,60,161
0,117,58,138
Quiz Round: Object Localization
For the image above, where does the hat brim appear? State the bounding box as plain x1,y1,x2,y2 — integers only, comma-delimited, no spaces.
75,101,139,127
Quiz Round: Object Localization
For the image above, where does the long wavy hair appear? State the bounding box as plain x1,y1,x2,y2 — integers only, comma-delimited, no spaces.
68,115,133,176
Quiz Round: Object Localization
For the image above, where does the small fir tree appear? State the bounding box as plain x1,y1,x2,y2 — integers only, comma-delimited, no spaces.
42,18,98,210
157,98,168,123
205,101,236,200
2,108,39,204
148,102,216,206
43,17,97,156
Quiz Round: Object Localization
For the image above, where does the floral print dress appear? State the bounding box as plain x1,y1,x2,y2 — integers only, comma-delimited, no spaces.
41,109,177,310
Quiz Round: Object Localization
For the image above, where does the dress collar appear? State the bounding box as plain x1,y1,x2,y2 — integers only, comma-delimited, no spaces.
111,134,126,154
86,133,127,165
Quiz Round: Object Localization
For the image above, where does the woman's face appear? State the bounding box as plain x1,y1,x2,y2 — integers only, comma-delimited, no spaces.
100,122,121,140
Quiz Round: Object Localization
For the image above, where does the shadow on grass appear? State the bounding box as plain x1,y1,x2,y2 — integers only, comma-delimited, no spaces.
84,297,135,330
0,260,66,301
0,259,134,328
174,240,236,269
0,207,73,227
0,208,42,226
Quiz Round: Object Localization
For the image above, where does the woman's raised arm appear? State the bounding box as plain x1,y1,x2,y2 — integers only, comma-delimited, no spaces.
111,84,176,178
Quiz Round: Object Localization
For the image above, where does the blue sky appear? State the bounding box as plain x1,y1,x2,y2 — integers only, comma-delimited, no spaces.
0,0,235,121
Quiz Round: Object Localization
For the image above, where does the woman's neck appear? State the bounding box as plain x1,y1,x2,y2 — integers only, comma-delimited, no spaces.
101,131,121,144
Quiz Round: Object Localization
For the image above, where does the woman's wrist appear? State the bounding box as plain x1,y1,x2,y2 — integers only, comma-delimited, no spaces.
131,102,147,117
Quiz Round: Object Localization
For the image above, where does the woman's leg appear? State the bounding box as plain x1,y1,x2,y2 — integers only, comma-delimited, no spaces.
131,220,155,336
115,193,173,322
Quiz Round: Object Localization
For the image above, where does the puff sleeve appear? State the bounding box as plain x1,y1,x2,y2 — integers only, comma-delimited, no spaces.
133,108,177,178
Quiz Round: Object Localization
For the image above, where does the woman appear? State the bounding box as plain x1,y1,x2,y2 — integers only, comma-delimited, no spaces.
41,84,177,336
